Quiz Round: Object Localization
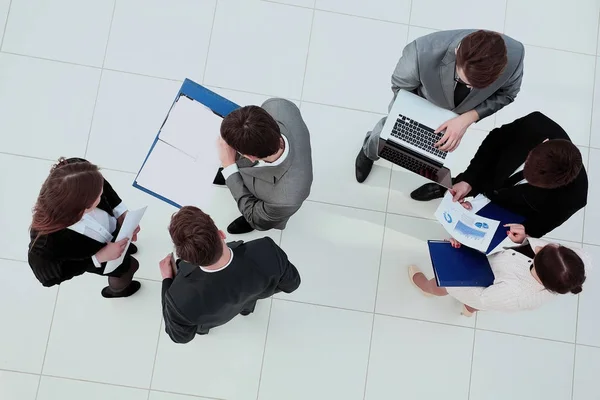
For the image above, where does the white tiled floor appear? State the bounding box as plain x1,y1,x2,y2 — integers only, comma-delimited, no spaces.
0,1,599,399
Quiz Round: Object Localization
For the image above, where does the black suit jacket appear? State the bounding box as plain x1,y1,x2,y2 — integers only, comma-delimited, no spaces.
161,237,301,344
457,112,588,238
28,158,128,287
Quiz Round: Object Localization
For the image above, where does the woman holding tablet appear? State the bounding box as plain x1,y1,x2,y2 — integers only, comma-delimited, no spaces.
28,158,142,298
408,237,588,316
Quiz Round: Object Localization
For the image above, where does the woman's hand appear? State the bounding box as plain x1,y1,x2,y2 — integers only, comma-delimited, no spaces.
117,211,127,227
95,238,129,263
448,238,462,248
117,211,141,242
505,224,527,243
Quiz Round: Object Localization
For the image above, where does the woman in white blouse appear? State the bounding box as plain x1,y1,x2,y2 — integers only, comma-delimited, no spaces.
408,237,588,316
28,158,142,298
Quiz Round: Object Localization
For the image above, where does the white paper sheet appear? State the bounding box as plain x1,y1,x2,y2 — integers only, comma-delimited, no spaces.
136,140,220,208
105,206,147,274
434,192,500,253
159,96,223,160
136,94,223,209
468,194,492,214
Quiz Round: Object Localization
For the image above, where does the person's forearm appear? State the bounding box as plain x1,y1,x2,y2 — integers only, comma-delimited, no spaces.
462,109,480,123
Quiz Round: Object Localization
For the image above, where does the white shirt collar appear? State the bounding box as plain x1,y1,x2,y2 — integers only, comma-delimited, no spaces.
67,209,115,243
256,135,289,168
200,248,234,273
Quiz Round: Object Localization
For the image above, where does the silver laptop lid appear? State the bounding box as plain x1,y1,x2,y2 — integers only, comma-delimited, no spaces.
380,90,458,164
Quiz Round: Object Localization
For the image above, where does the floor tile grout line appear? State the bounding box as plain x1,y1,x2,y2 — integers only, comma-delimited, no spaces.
467,321,478,400
298,7,316,102
0,368,41,377
200,0,219,85
0,0,12,51
362,180,392,400
0,50,187,84
38,373,226,400
571,298,580,400
34,287,60,400
0,50,102,69
146,319,164,400
255,298,275,400
0,368,232,400
242,1,597,57
83,0,118,158
502,0,509,33
407,0,414,26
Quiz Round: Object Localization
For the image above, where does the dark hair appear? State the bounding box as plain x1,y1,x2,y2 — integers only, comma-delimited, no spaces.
456,30,507,89
220,105,282,158
524,139,583,189
31,158,104,236
534,245,586,294
168,206,223,266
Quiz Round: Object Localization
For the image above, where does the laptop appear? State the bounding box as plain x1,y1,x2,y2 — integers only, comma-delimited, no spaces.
378,90,458,188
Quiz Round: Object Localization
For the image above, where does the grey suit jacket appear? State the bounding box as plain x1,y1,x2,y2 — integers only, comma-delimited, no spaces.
225,98,313,230
391,29,524,120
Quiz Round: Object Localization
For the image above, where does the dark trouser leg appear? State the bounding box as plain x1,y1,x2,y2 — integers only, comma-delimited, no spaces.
240,300,257,316
198,326,210,335
362,116,387,161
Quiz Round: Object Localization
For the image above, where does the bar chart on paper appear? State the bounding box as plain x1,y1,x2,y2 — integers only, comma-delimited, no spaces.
434,192,499,252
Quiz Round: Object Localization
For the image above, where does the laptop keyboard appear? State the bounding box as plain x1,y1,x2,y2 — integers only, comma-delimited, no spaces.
379,146,439,177
391,114,447,159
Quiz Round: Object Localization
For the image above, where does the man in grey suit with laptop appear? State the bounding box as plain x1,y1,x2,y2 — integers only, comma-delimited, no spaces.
356,29,525,184
214,98,313,234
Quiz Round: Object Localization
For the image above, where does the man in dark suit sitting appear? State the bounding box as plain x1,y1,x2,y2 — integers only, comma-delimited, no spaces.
411,112,588,242
159,206,301,343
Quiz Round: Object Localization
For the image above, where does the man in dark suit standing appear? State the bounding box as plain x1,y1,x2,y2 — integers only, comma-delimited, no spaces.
411,112,588,241
159,206,301,343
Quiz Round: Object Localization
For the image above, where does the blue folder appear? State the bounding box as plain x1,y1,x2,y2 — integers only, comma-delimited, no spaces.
476,202,525,254
428,240,494,287
132,79,240,208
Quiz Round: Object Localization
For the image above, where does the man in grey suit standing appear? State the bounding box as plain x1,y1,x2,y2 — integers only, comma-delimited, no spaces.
215,99,313,234
356,29,524,183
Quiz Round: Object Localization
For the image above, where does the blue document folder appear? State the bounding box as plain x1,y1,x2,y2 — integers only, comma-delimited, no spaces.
476,202,525,254
427,240,494,287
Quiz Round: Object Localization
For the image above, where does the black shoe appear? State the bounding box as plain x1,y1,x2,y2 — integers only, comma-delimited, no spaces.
197,329,210,335
355,149,374,183
213,167,226,186
240,310,253,316
227,216,255,234
101,281,142,298
410,183,446,201
127,243,138,255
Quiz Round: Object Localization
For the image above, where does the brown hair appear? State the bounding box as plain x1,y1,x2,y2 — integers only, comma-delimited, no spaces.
220,106,282,158
168,206,223,266
456,30,507,88
524,139,582,189
534,245,586,294
31,158,104,236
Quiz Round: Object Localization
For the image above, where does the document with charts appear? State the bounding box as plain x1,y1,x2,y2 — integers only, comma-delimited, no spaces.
434,192,500,252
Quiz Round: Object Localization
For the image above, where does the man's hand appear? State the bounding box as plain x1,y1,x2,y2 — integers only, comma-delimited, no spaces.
435,110,479,152
217,137,237,168
505,224,527,243
449,181,472,203
159,254,176,280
